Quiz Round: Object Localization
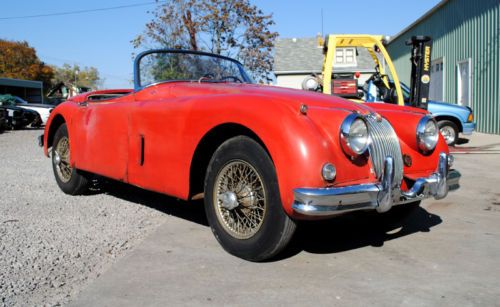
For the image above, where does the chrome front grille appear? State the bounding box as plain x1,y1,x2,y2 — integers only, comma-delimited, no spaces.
366,114,404,187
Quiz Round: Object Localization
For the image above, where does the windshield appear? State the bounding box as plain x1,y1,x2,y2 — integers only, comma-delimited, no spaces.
136,50,253,89
0,95,17,106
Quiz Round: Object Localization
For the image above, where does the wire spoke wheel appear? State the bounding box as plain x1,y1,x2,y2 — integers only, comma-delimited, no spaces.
54,136,72,183
51,123,90,195
213,160,266,239
205,136,296,261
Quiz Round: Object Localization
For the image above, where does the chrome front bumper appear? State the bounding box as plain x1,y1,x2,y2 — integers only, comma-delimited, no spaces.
292,152,461,217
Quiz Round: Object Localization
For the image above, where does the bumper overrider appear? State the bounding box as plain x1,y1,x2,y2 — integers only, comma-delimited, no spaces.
292,152,460,217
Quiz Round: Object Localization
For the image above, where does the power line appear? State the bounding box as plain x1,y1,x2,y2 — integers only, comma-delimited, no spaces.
0,1,162,20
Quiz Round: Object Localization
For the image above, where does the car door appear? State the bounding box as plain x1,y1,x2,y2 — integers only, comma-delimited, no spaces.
126,84,191,198
71,97,132,181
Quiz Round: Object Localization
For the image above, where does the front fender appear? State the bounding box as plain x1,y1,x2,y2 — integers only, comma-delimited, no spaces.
185,96,373,216
428,102,470,125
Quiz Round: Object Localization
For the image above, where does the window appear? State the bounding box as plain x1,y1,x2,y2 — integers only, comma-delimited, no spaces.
334,48,357,67
430,57,444,101
457,58,472,107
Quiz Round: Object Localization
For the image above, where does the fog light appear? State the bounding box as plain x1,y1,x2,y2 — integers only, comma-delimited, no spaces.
448,154,454,168
322,163,336,181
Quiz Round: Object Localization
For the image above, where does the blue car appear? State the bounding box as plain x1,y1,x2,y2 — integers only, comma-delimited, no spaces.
399,83,476,146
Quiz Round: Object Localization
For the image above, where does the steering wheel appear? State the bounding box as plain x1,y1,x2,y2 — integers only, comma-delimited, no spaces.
198,73,215,83
364,66,393,102
220,75,243,83
366,66,382,83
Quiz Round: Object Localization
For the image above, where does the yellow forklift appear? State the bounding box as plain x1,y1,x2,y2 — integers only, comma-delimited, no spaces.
303,34,432,110
301,34,476,146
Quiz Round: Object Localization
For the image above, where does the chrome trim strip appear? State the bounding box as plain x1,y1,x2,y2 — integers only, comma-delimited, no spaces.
292,153,460,217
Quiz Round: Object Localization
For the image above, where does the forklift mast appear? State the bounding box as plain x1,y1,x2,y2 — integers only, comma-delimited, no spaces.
406,36,433,110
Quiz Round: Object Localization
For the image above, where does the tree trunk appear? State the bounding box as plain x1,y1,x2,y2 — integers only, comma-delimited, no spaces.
182,10,198,51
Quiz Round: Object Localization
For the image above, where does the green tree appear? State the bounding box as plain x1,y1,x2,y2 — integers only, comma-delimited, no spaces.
52,63,103,89
133,0,278,81
0,39,54,89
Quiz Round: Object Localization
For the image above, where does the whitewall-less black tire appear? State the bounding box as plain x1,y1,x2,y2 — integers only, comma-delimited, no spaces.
204,136,296,261
51,124,90,195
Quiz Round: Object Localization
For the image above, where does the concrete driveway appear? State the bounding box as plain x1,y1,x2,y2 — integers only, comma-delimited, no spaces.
70,133,500,306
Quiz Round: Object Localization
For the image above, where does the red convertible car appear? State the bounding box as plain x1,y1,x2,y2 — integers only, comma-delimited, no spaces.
41,49,461,261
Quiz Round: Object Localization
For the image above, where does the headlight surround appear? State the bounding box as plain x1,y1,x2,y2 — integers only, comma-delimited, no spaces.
416,115,439,153
340,113,370,158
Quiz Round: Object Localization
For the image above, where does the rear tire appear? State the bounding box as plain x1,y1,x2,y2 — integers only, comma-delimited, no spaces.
52,123,90,195
204,136,296,261
438,120,459,146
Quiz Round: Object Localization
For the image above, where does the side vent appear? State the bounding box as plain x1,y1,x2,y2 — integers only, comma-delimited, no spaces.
139,135,145,166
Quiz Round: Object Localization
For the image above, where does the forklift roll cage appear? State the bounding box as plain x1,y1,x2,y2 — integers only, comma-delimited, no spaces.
321,34,405,106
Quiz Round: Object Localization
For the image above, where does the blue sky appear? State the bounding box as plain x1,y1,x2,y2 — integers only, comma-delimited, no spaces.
1,0,440,88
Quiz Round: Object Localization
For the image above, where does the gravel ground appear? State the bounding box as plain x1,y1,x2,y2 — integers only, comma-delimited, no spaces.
0,129,171,306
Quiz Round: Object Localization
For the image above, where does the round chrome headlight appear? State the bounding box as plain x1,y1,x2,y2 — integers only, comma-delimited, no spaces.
417,115,439,153
340,113,370,158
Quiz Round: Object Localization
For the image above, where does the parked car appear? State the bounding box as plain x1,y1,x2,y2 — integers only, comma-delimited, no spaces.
0,108,6,132
0,95,41,129
12,95,55,125
46,82,92,106
41,49,461,261
398,82,475,146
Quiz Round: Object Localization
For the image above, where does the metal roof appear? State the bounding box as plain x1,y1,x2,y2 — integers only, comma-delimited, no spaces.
0,78,43,89
389,0,449,43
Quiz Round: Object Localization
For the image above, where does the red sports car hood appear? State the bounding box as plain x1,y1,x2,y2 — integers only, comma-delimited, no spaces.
167,82,427,117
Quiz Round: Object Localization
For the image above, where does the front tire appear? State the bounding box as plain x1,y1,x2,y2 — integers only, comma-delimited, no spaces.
52,124,90,195
204,136,296,261
438,120,459,146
